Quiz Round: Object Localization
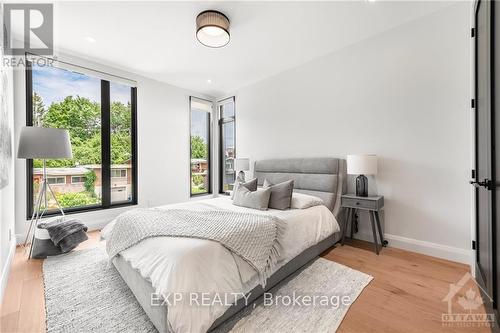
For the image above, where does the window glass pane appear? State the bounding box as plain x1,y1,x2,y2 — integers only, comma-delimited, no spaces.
219,98,235,193
190,99,211,195
71,176,85,183
221,100,234,118
222,121,235,192
32,64,101,211
110,82,133,203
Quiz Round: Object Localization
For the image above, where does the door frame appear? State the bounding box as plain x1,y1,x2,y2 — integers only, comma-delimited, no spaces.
473,0,497,317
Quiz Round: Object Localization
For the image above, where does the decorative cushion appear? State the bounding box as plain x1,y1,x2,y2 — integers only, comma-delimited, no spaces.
263,179,294,210
291,192,324,209
232,186,271,210
231,178,258,199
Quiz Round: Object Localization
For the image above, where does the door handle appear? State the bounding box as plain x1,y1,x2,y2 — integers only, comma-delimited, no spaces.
470,179,495,190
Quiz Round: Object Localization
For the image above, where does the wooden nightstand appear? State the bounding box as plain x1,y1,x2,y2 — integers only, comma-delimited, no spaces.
340,194,386,254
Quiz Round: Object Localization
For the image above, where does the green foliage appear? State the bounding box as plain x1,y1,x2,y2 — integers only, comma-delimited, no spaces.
191,136,207,159
71,134,102,166
33,159,43,168
56,192,99,208
111,133,131,164
35,95,132,168
33,92,45,127
84,170,97,194
192,174,205,186
43,96,100,141
191,186,207,194
111,102,132,134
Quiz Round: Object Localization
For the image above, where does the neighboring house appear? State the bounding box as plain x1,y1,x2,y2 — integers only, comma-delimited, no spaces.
35,164,133,202
224,147,235,190
191,158,208,189
81,164,133,202
191,158,208,173
33,167,90,194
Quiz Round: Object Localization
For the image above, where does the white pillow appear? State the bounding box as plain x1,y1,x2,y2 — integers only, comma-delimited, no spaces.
291,192,324,209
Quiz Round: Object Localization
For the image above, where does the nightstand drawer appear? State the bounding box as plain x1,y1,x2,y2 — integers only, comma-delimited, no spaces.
341,197,378,210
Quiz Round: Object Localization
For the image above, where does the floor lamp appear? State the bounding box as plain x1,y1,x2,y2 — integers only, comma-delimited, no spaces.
17,126,73,258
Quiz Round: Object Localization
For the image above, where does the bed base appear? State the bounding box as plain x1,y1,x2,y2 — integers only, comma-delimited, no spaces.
112,233,341,333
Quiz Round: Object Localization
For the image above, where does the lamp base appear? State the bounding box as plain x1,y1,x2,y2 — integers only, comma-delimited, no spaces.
24,159,65,259
236,171,246,183
355,175,368,197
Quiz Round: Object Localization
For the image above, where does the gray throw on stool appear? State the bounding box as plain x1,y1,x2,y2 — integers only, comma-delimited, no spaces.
34,218,88,258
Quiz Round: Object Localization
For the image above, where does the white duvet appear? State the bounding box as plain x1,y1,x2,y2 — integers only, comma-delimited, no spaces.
101,197,339,333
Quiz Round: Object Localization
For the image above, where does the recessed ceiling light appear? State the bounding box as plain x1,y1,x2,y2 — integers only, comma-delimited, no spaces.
207,79,212,84
196,10,230,48
84,36,96,43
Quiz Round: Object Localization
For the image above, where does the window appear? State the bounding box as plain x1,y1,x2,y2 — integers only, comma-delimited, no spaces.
47,177,65,185
71,176,86,184
26,59,137,217
190,97,212,196
218,97,235,194
111,169,127,178
110,82,134,204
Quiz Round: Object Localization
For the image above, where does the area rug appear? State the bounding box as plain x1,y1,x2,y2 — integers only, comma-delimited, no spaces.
43,246,372,333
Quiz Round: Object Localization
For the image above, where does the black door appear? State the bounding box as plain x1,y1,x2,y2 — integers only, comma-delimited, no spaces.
474,0,497,310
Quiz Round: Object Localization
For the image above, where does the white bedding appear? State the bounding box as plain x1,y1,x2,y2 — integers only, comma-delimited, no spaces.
101,197,340,333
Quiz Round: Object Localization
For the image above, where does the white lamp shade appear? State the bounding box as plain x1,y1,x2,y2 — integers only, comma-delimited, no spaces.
234,158,250,171
17,127,73,159
347,154,378,175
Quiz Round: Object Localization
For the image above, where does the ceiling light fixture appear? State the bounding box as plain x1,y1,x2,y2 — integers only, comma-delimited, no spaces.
207,79,212,84
196,10,230,48
84,36,96,43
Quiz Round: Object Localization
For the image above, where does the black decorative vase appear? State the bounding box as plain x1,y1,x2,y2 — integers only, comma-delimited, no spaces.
356,174,368,197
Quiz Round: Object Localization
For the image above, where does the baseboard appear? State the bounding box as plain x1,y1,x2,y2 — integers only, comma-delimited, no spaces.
0,239,16,303
352,231,472,265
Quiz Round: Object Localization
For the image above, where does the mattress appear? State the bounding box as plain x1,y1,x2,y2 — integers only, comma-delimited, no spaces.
102,197,341,332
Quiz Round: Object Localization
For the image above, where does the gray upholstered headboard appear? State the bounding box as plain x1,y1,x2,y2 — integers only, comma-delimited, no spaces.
253,158,347,218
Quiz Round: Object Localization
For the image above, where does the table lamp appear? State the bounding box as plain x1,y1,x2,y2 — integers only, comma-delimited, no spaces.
347,154,378,197
234,158,249,183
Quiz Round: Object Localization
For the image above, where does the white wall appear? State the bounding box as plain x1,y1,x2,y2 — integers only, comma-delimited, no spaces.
13,53,215,241
232,4,472,263
0,55,16,301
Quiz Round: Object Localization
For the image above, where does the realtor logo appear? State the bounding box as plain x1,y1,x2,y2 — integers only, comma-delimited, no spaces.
442,272,495,328
3,4,53,55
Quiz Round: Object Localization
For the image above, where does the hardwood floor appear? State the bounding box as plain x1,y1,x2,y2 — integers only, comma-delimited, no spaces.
0,232,493,333
0,231,100,333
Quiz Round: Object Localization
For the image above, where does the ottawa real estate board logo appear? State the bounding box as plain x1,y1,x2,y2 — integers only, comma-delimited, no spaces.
442,272,495,328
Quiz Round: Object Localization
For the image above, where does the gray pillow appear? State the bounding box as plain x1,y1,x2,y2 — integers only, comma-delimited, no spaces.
263,179,294,210
231,178,258,199
233,186,271,210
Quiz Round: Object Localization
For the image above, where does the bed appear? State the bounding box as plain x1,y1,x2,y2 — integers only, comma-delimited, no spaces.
102,157,347,333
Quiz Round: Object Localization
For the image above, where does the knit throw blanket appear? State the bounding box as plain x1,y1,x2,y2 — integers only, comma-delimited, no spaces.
106,208,285,286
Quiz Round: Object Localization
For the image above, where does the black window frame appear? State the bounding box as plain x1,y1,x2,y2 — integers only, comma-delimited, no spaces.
25,58,138,219
218,97,236,194
189,96,212,197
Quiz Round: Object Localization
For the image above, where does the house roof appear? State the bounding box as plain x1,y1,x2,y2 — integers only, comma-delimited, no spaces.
33,167,90,176
80,164,132,169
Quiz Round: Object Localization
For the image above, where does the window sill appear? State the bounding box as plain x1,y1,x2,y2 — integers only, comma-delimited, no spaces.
190,192,213,198
26,201,137,220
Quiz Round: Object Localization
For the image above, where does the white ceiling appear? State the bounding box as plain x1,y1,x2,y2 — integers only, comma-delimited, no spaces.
30,1,456,97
